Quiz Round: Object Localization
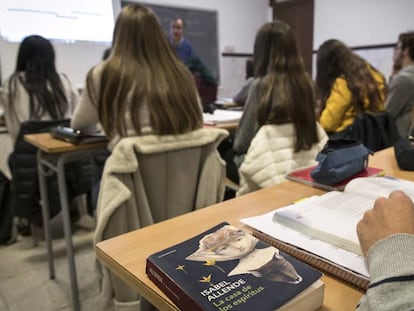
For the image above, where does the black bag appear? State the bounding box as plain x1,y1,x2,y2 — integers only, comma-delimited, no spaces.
0,172,15,244
311,139,373,186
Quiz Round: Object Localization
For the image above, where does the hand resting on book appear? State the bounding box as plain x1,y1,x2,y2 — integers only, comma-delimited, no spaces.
356,191,414,310
357,190,414,257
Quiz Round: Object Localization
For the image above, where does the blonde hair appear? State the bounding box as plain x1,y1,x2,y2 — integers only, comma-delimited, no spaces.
86,3,202,138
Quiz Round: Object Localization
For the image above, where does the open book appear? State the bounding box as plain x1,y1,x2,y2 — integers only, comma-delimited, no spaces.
274,176,414,256
241,176,414,290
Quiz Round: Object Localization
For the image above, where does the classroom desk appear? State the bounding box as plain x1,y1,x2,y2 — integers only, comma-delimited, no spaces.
24,132,107,311
96,147,413,311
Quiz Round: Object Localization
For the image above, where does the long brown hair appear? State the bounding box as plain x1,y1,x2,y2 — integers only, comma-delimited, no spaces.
254,21,319,152
315,39,385,114
86,3,202,137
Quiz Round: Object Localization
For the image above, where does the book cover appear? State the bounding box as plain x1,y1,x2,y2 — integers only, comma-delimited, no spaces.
146,222,324,311
286,165,383,191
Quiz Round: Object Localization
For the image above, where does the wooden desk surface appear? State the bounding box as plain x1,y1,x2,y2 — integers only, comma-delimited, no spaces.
96,147,414,311
24,132,107,154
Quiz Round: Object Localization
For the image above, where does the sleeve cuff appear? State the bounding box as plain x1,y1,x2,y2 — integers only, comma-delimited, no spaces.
367,234,414,282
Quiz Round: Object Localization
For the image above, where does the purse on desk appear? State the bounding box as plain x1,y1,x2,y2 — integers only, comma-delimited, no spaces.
50,126,108,144
310,139,373,186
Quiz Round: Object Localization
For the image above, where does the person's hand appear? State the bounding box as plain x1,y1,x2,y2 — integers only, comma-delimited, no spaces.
357,191,414,257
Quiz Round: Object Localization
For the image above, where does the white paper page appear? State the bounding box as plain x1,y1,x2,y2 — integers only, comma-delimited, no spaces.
241,209,369,278
273,191,373,254
203,109,243,124
345,176,414,201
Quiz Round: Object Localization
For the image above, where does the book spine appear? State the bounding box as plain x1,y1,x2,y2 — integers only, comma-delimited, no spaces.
252,229,369,291
146,258,203,311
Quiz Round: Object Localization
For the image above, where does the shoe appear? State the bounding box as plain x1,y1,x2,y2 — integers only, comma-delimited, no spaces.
17,218,31,236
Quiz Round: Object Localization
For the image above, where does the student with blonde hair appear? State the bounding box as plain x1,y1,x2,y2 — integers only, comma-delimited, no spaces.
71,3,203,146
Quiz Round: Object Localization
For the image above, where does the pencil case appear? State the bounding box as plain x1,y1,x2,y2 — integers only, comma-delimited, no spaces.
310,139,373,186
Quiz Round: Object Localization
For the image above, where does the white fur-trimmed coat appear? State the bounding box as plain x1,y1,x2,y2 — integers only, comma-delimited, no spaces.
237,123,328,196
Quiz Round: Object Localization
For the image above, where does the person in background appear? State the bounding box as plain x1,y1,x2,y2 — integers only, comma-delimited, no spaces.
233,58,254,107
1,35,77,142
389,35,403,83
169,17,195,64
102,47,111,61
385,31,414,138
0,35,79,234
71,4,202,148
235,21,328,195
356,191,414,310
315,39,386,137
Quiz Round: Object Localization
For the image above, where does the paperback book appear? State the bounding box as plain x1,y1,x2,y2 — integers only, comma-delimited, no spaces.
242,176,414,290
146,222,324,311
274,176,414,256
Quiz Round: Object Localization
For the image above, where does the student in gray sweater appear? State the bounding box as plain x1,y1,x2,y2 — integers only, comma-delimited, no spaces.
356,191,414,310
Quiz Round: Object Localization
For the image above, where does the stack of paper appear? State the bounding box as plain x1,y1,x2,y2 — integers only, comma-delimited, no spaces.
203,109,243,125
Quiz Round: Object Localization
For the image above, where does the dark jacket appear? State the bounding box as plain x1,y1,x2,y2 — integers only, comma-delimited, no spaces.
9,120,94,225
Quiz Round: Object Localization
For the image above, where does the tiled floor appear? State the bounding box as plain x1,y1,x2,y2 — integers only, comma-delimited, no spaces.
0,213,114,311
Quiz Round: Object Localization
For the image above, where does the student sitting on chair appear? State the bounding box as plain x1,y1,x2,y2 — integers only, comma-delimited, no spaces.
233,58,254,107
71,4,227,309
385,31,414,138
0,35,81,235
315,39,386,138
235,21,328,196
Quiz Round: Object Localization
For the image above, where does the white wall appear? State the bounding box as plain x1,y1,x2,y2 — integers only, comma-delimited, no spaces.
123,0,270,97
0,0,269,96
314,0,414,79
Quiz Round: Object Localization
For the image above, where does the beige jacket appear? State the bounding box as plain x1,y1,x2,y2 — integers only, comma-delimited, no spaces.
94,127,228,310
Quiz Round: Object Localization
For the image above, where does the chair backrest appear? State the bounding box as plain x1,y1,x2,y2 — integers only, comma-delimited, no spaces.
93,128,228,308
137,145,209,222
349,111,394,152
95,128,228,239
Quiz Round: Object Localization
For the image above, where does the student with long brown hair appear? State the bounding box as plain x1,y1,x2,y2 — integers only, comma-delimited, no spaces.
236,20,328,195
316,39,386,136
71,3,203,146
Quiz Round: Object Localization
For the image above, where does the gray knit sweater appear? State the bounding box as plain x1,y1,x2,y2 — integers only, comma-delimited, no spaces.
356,234,414,310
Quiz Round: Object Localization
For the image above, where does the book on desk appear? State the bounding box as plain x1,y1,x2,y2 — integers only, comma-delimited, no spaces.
146,222,324,311
242,176,414,291
286,165,384,191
